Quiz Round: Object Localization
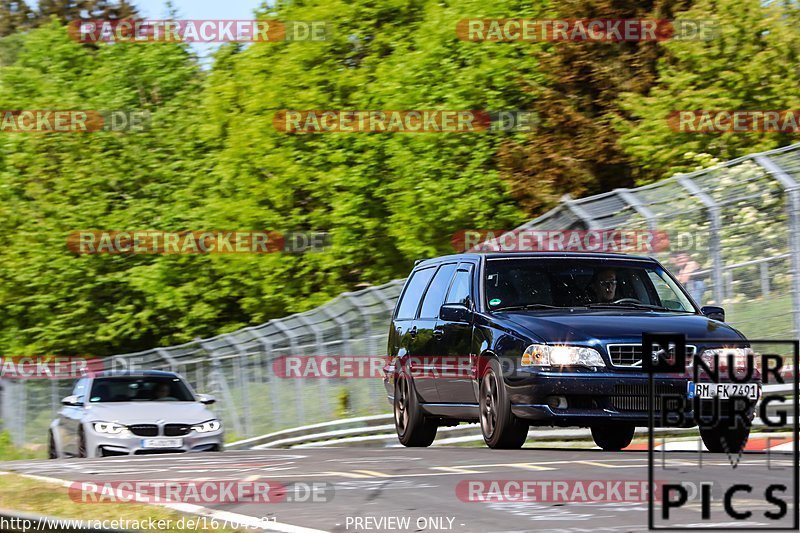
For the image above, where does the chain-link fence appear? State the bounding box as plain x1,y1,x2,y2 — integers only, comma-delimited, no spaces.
0,279,404,446
3,143,800,447
514,145,800,340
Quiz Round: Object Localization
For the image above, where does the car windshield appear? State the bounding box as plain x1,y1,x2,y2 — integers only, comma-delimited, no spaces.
88,377,195,403
484,258,696,313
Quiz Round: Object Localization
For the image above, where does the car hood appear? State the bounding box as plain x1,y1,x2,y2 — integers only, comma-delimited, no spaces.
83,402,215,424
496,310,745,345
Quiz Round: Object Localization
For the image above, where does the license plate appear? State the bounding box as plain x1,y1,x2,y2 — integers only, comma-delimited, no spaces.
141,438,183,449
687,382,761,400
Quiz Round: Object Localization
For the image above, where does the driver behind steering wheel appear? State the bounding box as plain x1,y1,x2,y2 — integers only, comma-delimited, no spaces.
587,268,618,303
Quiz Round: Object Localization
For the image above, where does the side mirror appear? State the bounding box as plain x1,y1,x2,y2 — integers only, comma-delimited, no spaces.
61,395,82,407
701,305,725,322
197,394,216,405
439,303,472,323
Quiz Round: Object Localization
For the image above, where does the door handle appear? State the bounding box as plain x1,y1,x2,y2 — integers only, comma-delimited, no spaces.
432,327,444,340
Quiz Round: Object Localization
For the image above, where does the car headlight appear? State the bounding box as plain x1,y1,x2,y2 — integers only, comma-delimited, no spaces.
93,422,127,434
700,347,755,372
521,344,605,368
191,420,221,433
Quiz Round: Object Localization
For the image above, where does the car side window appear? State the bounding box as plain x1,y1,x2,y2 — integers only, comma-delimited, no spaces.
396,267,436,320
445,268,473,306
419,264,457,318
72,378,88,401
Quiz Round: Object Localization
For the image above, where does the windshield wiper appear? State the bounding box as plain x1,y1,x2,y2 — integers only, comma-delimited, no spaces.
585,302,690,313
493,303,564,311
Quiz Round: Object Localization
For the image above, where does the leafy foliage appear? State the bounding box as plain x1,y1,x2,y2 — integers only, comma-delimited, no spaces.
2,0,800,357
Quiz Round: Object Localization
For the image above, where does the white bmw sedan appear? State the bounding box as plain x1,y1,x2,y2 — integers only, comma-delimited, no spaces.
49,370,224,458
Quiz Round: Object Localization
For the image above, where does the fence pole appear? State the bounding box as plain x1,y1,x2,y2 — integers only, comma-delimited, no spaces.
615,189,659,232
677,175,724,305
253,331,282,431
198,339,244,437
754,154,800,337
272,319,305,425
297,313,329,420
561,194,601,229
227,334,253,437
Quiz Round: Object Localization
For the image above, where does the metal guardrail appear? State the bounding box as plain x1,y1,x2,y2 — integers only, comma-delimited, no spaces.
229,389,795,449
226,414,394,449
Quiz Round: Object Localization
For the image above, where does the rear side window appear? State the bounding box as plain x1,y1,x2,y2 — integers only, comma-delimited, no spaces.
419,264,457,318
446,268,473,306
396,267,436,320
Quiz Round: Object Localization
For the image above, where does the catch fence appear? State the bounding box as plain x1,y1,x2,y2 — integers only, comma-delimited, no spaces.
4,143,800,446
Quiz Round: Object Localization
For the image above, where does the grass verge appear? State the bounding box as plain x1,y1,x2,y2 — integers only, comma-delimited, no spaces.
0,472,254,532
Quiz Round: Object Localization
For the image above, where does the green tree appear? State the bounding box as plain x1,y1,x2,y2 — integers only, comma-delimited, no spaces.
616,0,800,181
498,0,693,213
0,0,35,37
35,0,137,24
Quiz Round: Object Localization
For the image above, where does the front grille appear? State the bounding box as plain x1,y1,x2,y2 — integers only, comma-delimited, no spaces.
611,383,684,411
164,424,192,437
129,424,159,437
607,344,696,367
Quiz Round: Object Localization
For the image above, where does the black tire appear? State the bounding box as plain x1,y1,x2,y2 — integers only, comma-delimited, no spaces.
394,370,437,447
591,424,635,451
77,426,87,458
479,359,528,449
47,431,58,460
700,423,750,453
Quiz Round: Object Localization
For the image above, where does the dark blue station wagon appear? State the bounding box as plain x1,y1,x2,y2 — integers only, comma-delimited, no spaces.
384,252,756,452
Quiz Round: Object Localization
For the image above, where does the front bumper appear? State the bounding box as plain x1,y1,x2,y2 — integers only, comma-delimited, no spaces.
86,429,224,457
505,371,756,427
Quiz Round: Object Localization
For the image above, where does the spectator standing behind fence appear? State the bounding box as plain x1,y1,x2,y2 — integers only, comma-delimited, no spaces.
671,252,706,304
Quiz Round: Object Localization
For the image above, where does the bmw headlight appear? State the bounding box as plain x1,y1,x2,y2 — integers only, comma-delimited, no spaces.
192,420,221,433
93,422,127,434
521,344,605,368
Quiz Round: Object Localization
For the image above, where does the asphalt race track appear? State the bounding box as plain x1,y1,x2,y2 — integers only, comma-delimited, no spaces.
3,447,797,532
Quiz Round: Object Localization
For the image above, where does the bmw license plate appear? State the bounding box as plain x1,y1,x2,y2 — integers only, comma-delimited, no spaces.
141,438,183,449
687,382,760,400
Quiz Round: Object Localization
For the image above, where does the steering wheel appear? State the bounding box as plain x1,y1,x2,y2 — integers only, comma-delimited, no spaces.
612,298,642,304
